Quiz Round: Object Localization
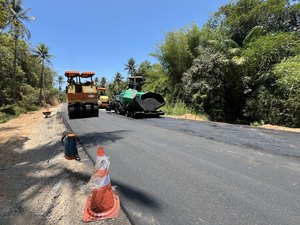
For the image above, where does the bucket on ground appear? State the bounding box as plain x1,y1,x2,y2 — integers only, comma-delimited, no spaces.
61,131,80,160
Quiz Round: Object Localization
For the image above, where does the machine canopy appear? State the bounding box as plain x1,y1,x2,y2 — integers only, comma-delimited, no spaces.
65,71,80,77
81,71,95,78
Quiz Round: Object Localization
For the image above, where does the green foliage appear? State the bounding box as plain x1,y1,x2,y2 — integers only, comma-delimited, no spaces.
124,58,137,77
33,43,53,105
243,32,300,76
142,64,169,94
0,0,9,29
212,0,299,45
243,32,300,125
58,92,66,103
272,55,300,126
244,55,300,127
18,84,40,109
161,101,208,120
182,48,229,121
155,30,193,86
251,120,265,127
57,75,65,91
100,76,106,87
161,101,193,115
147,0,300,127
107,72,126,98
0,1,62,124
45,88,60,105
137,61,151,77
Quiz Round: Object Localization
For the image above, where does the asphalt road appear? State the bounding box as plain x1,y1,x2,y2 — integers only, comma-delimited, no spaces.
62,106,300,225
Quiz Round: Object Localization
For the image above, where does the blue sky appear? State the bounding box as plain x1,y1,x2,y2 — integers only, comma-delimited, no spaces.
23,0,228,82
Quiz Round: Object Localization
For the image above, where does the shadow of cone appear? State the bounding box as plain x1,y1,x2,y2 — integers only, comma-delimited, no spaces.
83,146,120,222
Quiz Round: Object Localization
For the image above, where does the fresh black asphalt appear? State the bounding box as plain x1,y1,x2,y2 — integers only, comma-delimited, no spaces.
62,106,300,225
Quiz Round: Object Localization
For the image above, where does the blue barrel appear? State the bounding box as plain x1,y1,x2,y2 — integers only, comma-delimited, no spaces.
64,133,78,159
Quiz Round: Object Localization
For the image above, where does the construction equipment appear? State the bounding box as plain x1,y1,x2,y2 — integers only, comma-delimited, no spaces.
65,71,99,119
108,76,165,118
109,76,165,118
112,89,165,117
97,87,110,109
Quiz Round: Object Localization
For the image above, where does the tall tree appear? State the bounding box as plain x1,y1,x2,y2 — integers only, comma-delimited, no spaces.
100,76,106,87
2,0,35,101
212,0,300,46
57,75,64,92
113,72,123,86
94,77,99,86
33,43,52,106
155,30,193,86
137,61,151,77
124,58,137,83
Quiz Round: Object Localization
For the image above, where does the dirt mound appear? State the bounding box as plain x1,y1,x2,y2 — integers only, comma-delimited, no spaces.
260,124,300,133
166,113,206,121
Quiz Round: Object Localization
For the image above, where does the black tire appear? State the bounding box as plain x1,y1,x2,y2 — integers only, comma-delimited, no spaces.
68,106,75,119
78,105,84,118
115,104,120,114
115,102,123,115
85,105,92,117
93,105,99,117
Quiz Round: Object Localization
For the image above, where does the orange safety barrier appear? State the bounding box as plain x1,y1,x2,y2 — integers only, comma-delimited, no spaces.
82,146,120,222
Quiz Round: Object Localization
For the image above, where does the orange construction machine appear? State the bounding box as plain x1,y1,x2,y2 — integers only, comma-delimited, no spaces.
65,71,99,119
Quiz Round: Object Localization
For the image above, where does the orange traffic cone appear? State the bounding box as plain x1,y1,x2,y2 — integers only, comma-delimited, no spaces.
83,146,120,222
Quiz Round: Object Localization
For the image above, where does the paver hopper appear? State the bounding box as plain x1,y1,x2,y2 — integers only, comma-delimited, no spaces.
111,88,165,118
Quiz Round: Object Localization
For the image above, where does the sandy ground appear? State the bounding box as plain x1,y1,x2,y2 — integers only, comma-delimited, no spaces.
165,113,206,122
0,105,131,225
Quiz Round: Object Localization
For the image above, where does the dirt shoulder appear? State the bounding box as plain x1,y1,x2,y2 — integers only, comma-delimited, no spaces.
165,114,300,133
0,105,131,225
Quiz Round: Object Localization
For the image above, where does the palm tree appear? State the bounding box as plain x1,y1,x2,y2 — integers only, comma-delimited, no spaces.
114,72,123,85
33,43,53,106
57,75,64,92
100,76,106,87
2,0,35,101
124,58,137,83
113,72,123,92
94,77,99,87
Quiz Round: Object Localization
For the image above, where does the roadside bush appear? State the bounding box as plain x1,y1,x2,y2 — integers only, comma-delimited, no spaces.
58,92,66,103
161,101,207,119
19,84,40,110
0,104,27,123
45,89,60,105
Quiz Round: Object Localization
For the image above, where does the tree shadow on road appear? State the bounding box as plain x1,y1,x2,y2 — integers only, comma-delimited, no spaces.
111,179,160,210
78,130,131,147
0,136,91,225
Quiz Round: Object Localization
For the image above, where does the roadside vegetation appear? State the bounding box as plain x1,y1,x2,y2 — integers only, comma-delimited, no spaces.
1,0,299,128
108,0,300,128
0,0,63,123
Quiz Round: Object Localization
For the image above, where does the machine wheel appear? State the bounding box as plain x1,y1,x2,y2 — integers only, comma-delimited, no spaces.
93,105,99,117
85,104,92,117
68,106,75,119
115,104,120,114
77,105,84,118
125,110,132,117
115,102,123,115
